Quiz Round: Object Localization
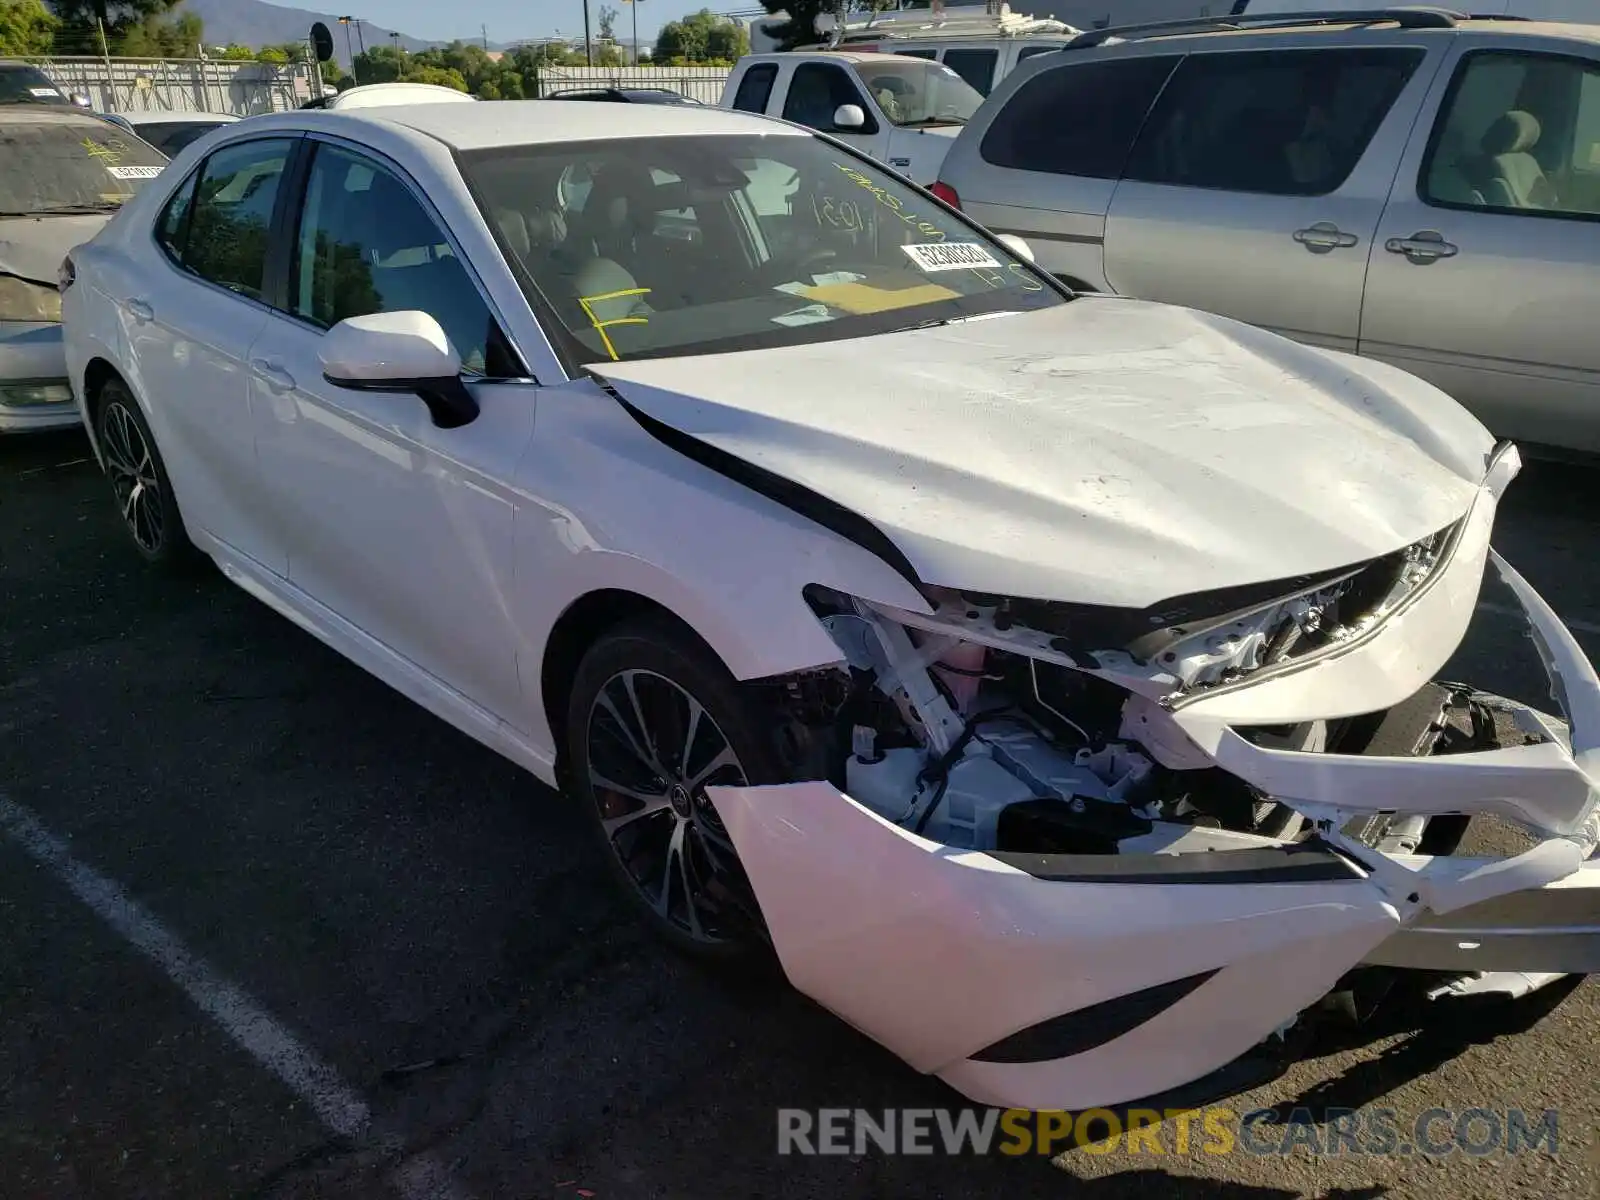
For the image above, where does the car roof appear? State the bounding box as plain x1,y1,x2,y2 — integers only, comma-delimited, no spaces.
120,110,239,124
296,99,802,150
327,81,478,109
1069,14,1600,50
741,50,938,64
0,105,107,127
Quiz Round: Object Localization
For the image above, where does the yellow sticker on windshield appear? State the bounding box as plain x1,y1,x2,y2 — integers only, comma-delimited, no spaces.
797,281,959,315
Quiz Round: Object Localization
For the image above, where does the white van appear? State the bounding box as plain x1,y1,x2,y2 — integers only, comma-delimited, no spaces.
749,4,1084,96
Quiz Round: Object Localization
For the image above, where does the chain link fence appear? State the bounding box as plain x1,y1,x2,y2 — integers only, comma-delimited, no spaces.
34,57,319,116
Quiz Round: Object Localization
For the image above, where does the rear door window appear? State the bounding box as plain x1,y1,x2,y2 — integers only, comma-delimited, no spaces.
943,48,1000,96
729,63,778,113
1122,47,1425,196
979,56,1181,177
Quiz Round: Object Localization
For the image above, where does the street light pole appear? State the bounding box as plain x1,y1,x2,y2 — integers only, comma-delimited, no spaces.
626,0,645,66
339,16,357,83
582,0,593,66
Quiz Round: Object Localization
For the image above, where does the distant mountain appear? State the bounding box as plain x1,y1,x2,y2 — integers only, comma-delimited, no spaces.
176,0,442,63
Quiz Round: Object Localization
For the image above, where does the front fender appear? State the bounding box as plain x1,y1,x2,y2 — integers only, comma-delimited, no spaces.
511,382,932,754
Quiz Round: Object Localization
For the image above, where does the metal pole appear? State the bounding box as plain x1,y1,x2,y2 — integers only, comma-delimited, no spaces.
582,0,594,65
631,0,640,66
341,18,357,83
96,17,116,112
354,19,367,59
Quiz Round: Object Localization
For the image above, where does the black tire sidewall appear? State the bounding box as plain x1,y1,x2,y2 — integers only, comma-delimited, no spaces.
96,380,194,569
566,616,784,963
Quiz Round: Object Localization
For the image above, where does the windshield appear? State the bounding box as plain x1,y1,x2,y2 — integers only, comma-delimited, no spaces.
462,132,1063,365
0,118,166,215
851,59,984,126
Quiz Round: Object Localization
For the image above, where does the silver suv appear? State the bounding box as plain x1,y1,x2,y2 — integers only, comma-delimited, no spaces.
934,10,1600,456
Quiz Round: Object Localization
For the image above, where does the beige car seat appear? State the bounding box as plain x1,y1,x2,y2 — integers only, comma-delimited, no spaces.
1472,110,1554,209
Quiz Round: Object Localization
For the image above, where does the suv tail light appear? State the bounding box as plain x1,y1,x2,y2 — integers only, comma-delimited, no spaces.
929,181,961,209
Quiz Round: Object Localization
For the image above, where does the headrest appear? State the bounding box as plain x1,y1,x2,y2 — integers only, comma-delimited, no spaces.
1482,110,1540,156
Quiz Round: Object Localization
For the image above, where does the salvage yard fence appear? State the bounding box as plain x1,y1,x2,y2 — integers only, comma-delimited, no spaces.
533,65,734,104
34,56,318,116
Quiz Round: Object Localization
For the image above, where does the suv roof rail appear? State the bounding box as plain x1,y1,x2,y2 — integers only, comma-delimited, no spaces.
1063,6,1464,50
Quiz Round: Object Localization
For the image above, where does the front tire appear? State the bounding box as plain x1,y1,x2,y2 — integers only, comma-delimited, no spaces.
566,617,783,962
95,378,196,571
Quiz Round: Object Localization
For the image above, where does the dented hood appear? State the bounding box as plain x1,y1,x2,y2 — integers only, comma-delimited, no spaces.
594,299,1494,609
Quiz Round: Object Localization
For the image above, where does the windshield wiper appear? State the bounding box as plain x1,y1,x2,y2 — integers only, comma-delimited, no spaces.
899,116,968,127
0,202,123,217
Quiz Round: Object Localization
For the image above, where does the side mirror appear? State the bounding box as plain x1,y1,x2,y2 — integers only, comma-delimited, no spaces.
832,103,865,130
995,233,1035,264
319,310,478,428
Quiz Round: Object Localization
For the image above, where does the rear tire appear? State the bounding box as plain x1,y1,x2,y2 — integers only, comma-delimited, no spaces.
95,378,197,572
566,617,784,963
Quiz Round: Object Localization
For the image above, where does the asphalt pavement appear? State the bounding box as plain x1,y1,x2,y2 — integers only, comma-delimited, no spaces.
2,427,1597,1199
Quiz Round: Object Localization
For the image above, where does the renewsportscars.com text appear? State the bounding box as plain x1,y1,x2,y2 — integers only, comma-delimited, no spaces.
776,1106,1561,1158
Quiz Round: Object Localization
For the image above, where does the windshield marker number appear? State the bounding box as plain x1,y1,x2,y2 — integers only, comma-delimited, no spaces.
902,241,1001,273
107,165,163,180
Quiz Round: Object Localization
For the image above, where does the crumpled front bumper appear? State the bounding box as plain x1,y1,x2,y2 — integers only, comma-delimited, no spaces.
707,448,1600,1113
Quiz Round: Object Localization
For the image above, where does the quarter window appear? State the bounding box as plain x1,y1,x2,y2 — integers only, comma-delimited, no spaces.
180,138,295,300
730,63,777,113
1422,50,1600,220
980,56,1180,178
156,170,197,264
290,144,504,375
1122,48,1424,196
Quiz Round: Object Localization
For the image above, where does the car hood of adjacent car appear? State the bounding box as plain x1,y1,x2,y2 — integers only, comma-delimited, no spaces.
593,297,1495,612
0,213,111,287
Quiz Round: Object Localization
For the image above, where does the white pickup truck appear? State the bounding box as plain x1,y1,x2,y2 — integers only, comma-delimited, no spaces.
719,51,985,184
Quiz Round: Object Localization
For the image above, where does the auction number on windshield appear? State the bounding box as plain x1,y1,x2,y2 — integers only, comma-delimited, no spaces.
831,162,947,241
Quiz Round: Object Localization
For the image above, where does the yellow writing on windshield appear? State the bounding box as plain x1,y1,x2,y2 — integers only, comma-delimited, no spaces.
577,286,651,361
81,137,121,165
831,162,946,241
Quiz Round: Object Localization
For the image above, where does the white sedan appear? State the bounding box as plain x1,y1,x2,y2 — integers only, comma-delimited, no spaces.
61,100,1600,1112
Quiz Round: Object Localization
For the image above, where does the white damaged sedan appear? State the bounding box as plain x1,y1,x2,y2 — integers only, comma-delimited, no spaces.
61,100,1600,1112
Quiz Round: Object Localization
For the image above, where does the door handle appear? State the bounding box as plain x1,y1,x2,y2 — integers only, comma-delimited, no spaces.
125,297,154,322
1292,222,1359,253
1385,231,1458,263
249,357,296,393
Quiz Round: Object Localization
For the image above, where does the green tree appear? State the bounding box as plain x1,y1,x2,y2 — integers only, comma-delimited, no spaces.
48,0,200,57
597,4,617,41
654,9,746,64
215,43,256,60
0,0,58,56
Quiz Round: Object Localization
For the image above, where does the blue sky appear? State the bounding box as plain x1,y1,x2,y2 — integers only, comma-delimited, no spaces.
332,0,749,42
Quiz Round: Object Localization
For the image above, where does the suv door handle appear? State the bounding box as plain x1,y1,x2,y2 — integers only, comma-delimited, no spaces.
1385,231,1458,263
125,297,154,322
1292,222,1359,253
249,358,296,393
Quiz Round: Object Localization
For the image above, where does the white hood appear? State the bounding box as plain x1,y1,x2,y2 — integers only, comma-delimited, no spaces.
595,298,1495,610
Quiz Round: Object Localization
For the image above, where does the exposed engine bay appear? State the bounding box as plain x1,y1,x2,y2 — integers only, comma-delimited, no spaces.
766,530,1513,863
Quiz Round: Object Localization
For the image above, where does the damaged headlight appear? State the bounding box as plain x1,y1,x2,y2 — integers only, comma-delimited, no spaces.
0,274,63,323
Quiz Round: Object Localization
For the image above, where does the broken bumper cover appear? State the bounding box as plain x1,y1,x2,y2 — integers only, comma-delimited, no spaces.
707,479,1600,1112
